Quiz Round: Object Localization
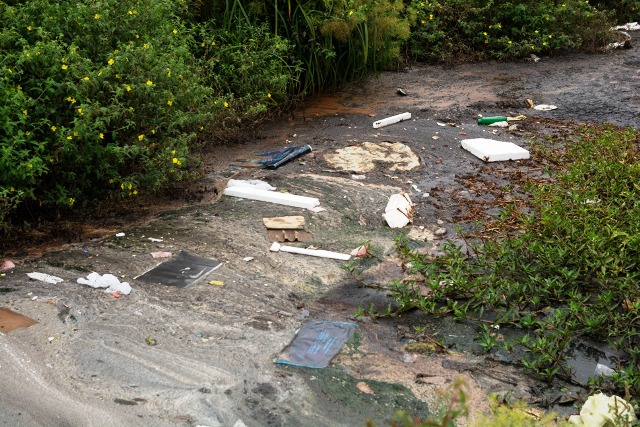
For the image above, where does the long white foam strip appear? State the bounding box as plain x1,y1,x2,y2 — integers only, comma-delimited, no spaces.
373,112,411,128
270,242,351,261
224,186,320,209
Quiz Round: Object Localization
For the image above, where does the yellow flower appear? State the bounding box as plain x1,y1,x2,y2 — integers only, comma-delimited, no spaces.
98,71,102,76
61,64,68,70
121,183,125,190
172,157,181,165
483,32,487,36
66,96,76,104
223,101,228,108
173,29,178,35
73,131,78,136
77,108,83,114
51,126,57,131
167,69,171,77
267,93,271,98
151,129,155,134
128,183,132,190
143,43,150,49
543,42,548,46
421,20,425,24
128,9,137,15
27,163,33,168
126,85,131,91
429,14,433,20
508,40,512,44
83,76,90,81
27,25,32,31
116,74,121,79
67,136,73,140
348,10,353,15
135,34,139,39
201,42,205,47
146,80,153,86
99,133,104,139
531,45,535,49
94,13,100,20
69,198,75,206
138,134,144,141
22,109,27,115
108,58,114,65
549,34,553,39
133,190,138,195
167,100,173,106
534,30,539,34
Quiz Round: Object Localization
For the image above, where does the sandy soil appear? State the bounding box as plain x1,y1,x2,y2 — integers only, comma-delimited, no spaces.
0,31,638,427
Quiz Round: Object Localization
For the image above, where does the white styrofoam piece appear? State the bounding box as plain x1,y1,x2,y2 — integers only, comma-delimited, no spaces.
227,179,277,191
373,112,411,128
224,186,320,209
383,193,414,228
269,242,351,261
461,138,530,162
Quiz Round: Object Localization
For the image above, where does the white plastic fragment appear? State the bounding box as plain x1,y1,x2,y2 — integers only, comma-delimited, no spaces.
613,22,640,31
383,193,414,228
77,272,132,295
27,272,64,284
150,251,172,258
373,112,411,129
115,232,125,237
270,242,351,261
568,393,636,427
461,138,530,162
227,179,277,191
533,104,557,111
488,121,509,127
224,185,320,210
148,237,163,242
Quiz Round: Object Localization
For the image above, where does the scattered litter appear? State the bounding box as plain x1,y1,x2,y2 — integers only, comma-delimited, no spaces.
530,54,541,62
227,179,276,191
243,257,254,262
461,138,530,162
533,104,557,111
431,135,440,140
150,251,172,259
115,232,125,237
0,307,38,333
263,216,305,229
224,181,320,210
77,272,132,295
268,229,313,243
351,174,366,180
568,393,636,427
435,227,447,237
230,145,312,169
477,115,526,125
135,251,222,288
396,88,407,96
372,112,411,128
350,245,368,257
1,260,15,271
27,272,64,284
276,320,356,368
148,237,163,243
594,363,615,377
411,184,420,192
614,22,640,31
270,242,351,261
527,99,535,108
436,122,447,127
488,121,509,127
145,336,157,346
383,193,414,228
324,142,419,173
112,291,122,298
356,382,375,395
208,280,225,286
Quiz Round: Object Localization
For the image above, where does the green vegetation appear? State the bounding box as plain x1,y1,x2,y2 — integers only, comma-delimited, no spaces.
381,126,640,399
1,0,639,232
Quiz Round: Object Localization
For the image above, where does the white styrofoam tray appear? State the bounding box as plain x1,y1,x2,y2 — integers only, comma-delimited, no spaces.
460,138,530,162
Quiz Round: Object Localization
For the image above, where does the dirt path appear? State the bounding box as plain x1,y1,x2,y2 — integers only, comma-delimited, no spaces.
0,32,638,427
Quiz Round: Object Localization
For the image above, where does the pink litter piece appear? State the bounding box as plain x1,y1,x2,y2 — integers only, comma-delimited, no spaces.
150,251,172,259
1,259,16,271
350,245,368,257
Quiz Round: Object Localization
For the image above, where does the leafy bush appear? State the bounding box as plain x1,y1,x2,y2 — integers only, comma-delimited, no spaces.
0,0,299,230
390,126,640,397
406,0,616,63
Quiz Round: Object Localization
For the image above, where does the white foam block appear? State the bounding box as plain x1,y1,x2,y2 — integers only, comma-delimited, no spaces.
461,138,530,162
224,186,320,209
373,112,411,128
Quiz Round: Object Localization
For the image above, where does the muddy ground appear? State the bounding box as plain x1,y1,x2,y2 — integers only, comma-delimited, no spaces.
1,31,639,427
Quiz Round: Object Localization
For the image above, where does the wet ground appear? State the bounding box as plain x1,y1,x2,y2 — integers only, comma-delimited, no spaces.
0,31,639,426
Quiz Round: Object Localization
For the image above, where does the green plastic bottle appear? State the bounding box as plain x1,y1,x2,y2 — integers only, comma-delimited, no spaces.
477,116,508,125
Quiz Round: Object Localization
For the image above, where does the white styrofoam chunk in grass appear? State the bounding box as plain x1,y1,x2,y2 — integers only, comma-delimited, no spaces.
460,138,530,162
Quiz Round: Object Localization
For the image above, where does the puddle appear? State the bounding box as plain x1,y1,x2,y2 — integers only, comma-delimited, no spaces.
324,142,420,173
565,341,618,385
0,308,38,333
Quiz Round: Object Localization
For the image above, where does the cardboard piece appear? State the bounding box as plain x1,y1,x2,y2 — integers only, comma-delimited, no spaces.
0,308,38,333
276,320,356,368
460,138,530,162
135,251,222,288
267,229,313,243
263,216,306,230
